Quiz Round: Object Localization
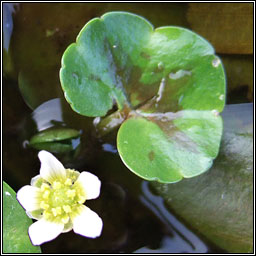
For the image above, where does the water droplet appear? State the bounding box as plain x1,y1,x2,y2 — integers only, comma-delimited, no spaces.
157,62,164,70
219,94,224,100
113,45,117,49
5,192,11,196
212,58,221,67
169,70,191,80
212,109,219,117
221,193,225,199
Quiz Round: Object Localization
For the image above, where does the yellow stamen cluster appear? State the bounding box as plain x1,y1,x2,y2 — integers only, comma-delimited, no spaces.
38,169,86,224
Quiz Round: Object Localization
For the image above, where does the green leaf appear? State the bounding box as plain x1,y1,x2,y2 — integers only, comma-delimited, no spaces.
60,12,226,182
60,12,154,116
3,181,41,253
29,127,80,144
117,111,222,183
29,127,80,153
150,103,253,252
60,12,225,115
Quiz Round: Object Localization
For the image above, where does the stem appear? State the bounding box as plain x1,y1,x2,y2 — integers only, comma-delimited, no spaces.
94,105,131,137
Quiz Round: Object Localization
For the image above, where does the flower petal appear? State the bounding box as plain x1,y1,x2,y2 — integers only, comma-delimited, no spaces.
62,220,73,233
16,185,41,211
74,171,101,200
29,219,64,245
38,150,66,183
26,209,44,220
30,174,42,187
72,205,103,238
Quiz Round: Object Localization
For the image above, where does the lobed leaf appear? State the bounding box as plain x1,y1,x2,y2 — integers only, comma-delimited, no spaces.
60,12,226,182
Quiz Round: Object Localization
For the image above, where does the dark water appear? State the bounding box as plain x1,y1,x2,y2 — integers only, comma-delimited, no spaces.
3,85,225,253
3,3,251,253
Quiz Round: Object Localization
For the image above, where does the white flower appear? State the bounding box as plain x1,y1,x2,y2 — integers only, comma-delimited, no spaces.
16,150,103,246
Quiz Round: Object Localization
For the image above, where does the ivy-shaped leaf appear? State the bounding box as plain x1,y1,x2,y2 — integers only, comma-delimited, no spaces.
60,12,226,183
3,181,41,253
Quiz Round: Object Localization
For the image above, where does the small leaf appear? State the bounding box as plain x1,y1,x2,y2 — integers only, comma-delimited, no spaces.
29,127,80,153
3,181,41,253
29,127,80,144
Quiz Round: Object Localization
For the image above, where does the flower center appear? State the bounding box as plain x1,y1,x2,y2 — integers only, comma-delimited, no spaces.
39,169,86,224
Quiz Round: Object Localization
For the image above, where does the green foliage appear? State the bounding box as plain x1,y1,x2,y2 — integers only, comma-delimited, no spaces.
118,111,222,182
60,12,226,183
29,127,80,153
151,104,253,252
3,181,41,253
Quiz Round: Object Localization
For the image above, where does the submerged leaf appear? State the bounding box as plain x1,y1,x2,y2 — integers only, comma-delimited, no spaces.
151,103,253,252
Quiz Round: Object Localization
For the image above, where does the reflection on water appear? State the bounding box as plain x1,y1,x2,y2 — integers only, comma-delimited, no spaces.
102,143,118,154
221,103,253,133
32,98,63,131
3,3,19,51
135,181,208,253
3,82,219,252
